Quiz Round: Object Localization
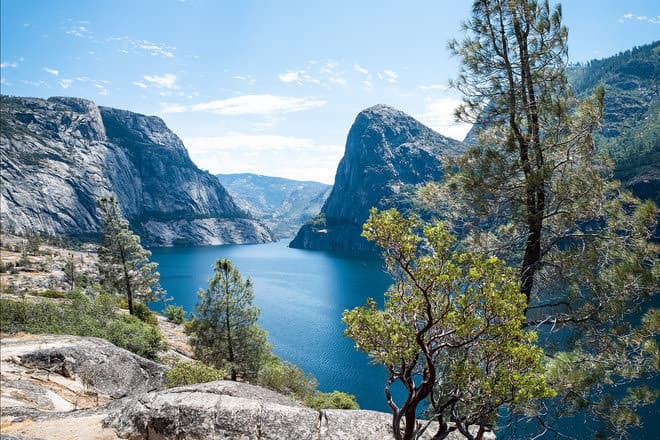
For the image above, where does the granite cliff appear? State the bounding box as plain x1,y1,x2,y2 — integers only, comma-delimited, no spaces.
0,95,273,246
290,104,464,253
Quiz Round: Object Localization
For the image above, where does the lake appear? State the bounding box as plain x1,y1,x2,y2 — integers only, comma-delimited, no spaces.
151,240,657,438
150,239,394,412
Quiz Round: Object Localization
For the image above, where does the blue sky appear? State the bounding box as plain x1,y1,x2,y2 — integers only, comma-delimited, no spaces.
2,1,659,183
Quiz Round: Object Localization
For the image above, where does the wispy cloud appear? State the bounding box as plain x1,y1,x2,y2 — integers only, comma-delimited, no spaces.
418,83,448,92
65,24,91,38
378,70,398,84
232,75,256,85
142,74,179,89
278,60,346,87
59,79,73,89
110,36,176,58
354,64,369,75
133,81,148,89
43,67,59,76
1,61,18,69
172,94,326,115
183,133,343,183
95,83,109,96
619,13,660,24
414,97,472,141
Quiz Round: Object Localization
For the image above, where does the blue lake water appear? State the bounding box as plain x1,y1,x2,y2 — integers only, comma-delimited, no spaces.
151,240,658,437
150,239,394,412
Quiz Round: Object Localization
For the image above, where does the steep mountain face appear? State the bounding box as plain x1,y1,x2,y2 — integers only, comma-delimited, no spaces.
290,104,464,253
216,173,332,239
0,95,273,246
464,41,659,204
570,41,659,204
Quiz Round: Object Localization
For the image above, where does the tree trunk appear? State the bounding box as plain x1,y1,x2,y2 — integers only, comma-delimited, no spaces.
119,245,134,315
225,282,236,381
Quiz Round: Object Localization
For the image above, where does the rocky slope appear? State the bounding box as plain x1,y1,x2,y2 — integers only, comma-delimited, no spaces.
290,104,464,253
0,95,273,246
217,173,332,239
0,334,487,440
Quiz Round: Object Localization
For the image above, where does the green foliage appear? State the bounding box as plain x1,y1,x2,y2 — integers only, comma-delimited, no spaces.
0,293,165,360
189,258,270,381
344,208,553,440
28,289,70,299
166,360,227,388
164,305,186,324
305,391,359,410
96,197,164,315
256,356,318,398
131,301,159,326
443,3,659,438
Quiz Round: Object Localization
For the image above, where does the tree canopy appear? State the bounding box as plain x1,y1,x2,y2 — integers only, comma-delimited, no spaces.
344,208,553,440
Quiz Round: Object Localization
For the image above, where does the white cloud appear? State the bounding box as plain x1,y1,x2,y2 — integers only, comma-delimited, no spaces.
419,83,448,92
133,81,148,88
414,97,472,141
354,64,369,75
1,61,18,68
137,42,174,58
95,84,109,96
183,133,343,183
160,103,188,113
142,73,178,89
232,75,256,85
65,25,90,38
381,70,398,83
189,94,326,115
110,36,176,58
59,79,73,89
620,13,660,24
279,71,303,83
43,67,59,76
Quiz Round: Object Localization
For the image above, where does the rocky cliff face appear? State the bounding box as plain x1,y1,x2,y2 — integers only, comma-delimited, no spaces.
217,173,332,239
290,104,464,253
0,95,273,246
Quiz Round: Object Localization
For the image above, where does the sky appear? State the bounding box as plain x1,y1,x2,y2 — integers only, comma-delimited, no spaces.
1,1,659,184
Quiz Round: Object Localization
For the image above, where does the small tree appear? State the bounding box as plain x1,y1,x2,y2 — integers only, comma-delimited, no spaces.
96,197,162,315
63,253,76,291
189,258,269,381
343,209,553,440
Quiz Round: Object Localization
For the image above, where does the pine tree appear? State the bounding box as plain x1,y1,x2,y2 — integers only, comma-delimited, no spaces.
437,0,659,436
189,258,269,381
96,197,162,315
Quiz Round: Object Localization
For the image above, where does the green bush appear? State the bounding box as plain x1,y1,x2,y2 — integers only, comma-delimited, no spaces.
305,390,359,410
132,301,159,326
166,360,227,387
29,289,69,299
0,294,164,360
257,357,318,398
164,305,186,324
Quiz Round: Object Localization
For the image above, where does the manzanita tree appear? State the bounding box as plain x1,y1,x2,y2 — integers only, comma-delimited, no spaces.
343,208,554,440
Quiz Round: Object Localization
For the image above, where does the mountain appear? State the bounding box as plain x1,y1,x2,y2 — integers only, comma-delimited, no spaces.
0,95,274,246
464,41,659,204
569,41,659,204
216,173,332,239
289,104,465,253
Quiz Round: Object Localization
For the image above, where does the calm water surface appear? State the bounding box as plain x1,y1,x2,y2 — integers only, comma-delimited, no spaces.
150,239,393,412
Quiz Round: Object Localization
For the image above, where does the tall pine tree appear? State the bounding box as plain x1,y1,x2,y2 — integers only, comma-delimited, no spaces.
436,0,659,436
97,197,162,315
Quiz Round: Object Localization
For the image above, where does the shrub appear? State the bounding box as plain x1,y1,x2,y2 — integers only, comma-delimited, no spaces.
29,289,69,299
305,390,359,410
164,305,186,324
256,357,318,398
0,294,165,360
132,301,159,326
166,360,227,387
